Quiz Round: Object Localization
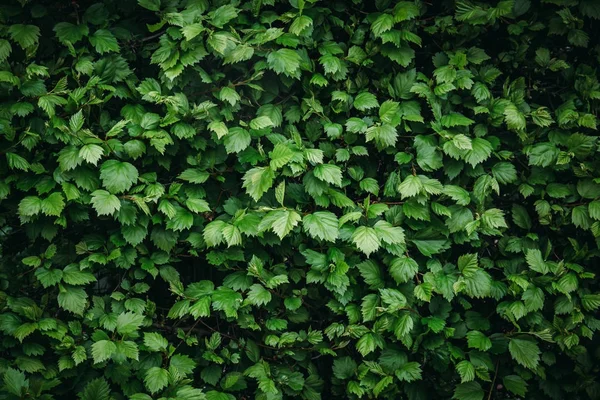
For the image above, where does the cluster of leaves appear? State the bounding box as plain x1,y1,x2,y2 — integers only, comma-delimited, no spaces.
1,0,600,399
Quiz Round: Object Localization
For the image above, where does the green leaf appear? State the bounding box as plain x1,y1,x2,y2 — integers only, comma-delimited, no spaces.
508,338,540,370
54,22,89,44
58,286,87,315
91,190,121,216
89,29,119,54
444,185,471,205
313,164,343,187
209,4,239,28
464,138,492,166
3,368,28,396
250,116,273,130
390,256,419,283
395,362,422,382
572,205,590,229
453,382,484,400
144,333,168,352
394,2,420,21
80,378,111,400
242,167,275,201
332,357,357,379
138,0,161,11
62,265,96,285
0,39,12,62
166,207,194,232
267,49,301,77
79,144,104,166
100,160,139,194
246,284,272,306
397,175,423,199
116,312,145,335
441,113,474,127
179,168,210,184
289,15,313,36
6,152,30,171
512,204,532,229
19,196,42,217
504,103,526,131
480,208,507,229
373,220,405,245
358,261,384,289
466,330,492,351
40,193,65,217
144,367,169,394
503,375,527,397
354,92,379,111
9,24,40,49
351,226,381,256
356,333,381,356
525,249,549,274
456,360,475,383
186,198,210,213
269,143,294,170
181,23,204,41
265,209,301,239
219,86,240,106
303,212,339,242
91,340,116,364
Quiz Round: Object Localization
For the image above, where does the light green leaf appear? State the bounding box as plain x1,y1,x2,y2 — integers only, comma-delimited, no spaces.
92,340,116,364
371,14,394,36
397,175,423,199
91,190,121,216
289,15,313,36
267,49,301,77
303,212,339,242
354,92,379,111
144,332,168,352
19,196,42,217
144,367,169,394
79,144,104,166
351,226,380,256
223,127,251,153
100,160,139,194
373,220,405,245
466,330,492,351
525,249,549,274
89,29,119,54
313,164,343,187
246,284,272,306
456,360,475,383
58,286,87,315
269,143,294,170
242,167,275,201
209,4,239,28
186,198,210,213
116,312,145,335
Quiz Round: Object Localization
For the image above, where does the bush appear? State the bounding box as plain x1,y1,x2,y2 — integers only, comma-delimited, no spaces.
1,0,600,399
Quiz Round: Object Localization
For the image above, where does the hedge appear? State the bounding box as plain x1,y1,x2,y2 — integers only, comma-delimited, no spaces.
1,0,600,399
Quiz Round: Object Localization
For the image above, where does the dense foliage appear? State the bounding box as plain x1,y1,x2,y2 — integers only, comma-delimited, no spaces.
1,0,600,399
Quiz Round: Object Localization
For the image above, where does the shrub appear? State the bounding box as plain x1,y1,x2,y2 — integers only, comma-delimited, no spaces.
1,0,599,399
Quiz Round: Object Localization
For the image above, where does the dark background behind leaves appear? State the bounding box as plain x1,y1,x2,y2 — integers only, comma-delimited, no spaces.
1,0,600,399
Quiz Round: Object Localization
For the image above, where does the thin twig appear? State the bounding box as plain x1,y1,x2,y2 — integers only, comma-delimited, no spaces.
487,359,500,400
141,31,165,42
